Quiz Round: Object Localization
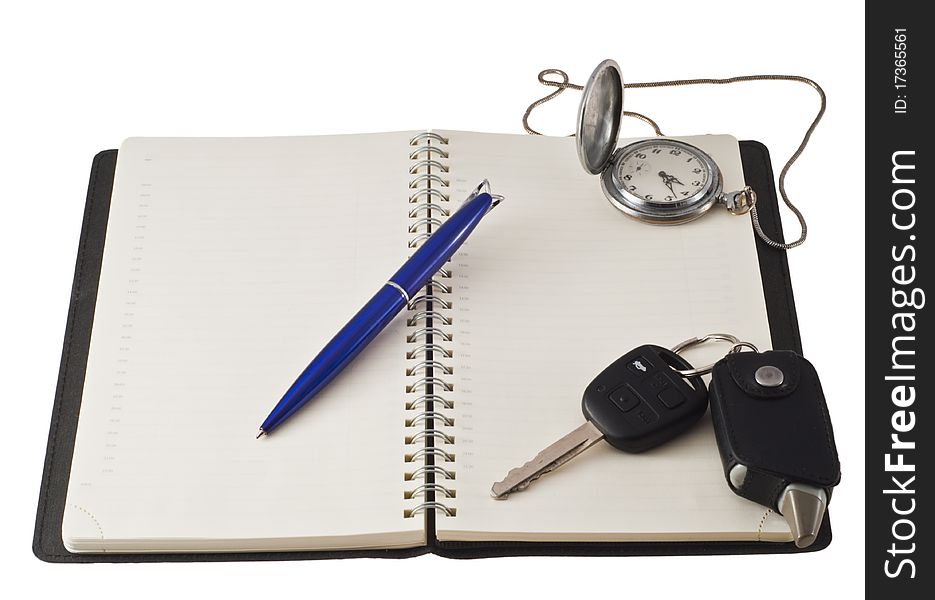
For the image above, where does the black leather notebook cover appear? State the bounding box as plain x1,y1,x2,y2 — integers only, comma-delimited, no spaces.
33,141,831,562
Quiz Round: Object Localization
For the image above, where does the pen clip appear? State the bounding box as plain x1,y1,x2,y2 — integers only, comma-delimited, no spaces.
466,179,504,211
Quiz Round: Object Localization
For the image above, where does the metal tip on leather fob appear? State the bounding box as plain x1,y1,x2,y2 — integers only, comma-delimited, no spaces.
779,483,827,549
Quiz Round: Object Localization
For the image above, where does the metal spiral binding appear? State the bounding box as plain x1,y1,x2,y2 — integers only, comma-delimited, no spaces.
403,132,456,519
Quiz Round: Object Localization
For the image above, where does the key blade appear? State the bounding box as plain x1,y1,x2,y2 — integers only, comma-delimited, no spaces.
491,421,604,500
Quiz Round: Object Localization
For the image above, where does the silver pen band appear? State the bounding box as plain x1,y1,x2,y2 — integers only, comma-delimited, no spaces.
386,280,410,303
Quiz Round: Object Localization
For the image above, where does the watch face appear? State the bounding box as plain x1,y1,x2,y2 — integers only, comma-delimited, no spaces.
615,141,711,204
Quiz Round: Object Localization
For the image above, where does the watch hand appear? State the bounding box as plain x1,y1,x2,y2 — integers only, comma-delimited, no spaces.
659,171,680,196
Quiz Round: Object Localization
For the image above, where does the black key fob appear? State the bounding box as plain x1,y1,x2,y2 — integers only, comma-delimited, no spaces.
709,349,840,547
583,344,708,453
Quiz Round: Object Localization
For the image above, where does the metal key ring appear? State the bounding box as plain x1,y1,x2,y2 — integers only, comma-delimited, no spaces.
729,341,760,354
670,333,759,377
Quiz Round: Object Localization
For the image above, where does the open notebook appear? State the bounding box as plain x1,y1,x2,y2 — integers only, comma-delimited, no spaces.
60,130,792,554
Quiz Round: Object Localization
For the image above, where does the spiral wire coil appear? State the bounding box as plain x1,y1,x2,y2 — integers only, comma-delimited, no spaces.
403,132,457,519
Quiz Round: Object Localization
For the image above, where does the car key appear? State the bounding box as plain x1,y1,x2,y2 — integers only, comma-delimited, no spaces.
491,344,708,499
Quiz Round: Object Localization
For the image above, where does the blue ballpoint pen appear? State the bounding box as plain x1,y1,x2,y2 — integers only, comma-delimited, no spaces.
257,181,503,437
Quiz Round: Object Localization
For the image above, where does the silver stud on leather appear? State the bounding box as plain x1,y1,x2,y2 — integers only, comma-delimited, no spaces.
754,365,784,388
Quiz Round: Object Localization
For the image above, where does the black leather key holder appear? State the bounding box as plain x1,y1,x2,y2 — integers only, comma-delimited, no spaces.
709,349,840,547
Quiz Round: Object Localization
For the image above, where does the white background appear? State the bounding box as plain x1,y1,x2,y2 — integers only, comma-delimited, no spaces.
1,1,864,597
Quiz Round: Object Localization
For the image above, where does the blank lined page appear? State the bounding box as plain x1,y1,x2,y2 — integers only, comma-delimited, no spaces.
63,133,424,551
435,131,791,542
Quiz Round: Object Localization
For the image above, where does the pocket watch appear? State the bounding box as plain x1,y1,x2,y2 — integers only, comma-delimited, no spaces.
576,59,755,224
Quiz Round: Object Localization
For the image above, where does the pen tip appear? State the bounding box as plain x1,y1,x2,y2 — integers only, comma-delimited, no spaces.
256,429,267,439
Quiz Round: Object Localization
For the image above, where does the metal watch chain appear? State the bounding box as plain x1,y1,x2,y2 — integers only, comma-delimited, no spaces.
522,70,826,250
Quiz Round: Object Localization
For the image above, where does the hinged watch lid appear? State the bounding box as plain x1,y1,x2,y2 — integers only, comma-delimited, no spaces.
576,59,624,175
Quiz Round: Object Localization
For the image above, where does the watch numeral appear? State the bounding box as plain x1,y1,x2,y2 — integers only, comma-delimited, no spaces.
645,194,654,200
623,174,632,181
692,181,701,186
669,150,682,156
692,168,702,174
628,185,637,191
681,191,690,196
651,148,662,154
635,153,647,159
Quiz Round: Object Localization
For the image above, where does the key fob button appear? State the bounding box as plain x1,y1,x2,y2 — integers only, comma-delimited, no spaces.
608,385,641,412
645,371,669,393
627,356,653,376
631,402,659,425
658,387,686,409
